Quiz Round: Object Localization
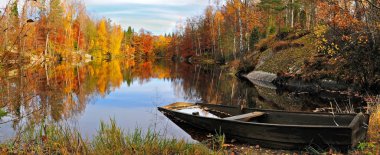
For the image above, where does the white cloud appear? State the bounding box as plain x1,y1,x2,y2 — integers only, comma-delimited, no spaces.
86,1,209,34
0,0,8,5
0,0,210,35
0,0,10,9
84,0,208,6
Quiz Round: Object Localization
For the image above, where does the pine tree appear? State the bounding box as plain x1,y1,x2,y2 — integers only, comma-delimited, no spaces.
249,27,260,49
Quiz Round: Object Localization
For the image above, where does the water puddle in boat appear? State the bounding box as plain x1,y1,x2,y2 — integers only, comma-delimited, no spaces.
177,107,219,118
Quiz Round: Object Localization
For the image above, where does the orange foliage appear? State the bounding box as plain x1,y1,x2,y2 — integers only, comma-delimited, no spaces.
134,30,154,55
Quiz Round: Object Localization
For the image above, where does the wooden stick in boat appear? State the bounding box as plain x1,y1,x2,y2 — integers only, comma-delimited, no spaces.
224,112,265,122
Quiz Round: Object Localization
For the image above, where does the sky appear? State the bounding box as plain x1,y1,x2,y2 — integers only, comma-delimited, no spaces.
0,0,210,35
84,0,210,35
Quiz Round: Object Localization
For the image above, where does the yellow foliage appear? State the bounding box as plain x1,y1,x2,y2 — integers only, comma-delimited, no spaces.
153,35,171,55
313,25,328,39
109,60,123,89
124,45,136,56
97,19,109,55
109,25,124,56
314,25,338,55
96,62,109,96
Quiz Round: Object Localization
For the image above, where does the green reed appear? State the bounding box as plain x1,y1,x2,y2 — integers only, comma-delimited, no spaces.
0,119,226,155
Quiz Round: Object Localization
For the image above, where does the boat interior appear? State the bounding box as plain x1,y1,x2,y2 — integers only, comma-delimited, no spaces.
163,102,360,127
199,103,359,126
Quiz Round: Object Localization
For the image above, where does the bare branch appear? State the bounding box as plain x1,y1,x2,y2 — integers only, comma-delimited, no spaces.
365,0,380,10
0,0,13,21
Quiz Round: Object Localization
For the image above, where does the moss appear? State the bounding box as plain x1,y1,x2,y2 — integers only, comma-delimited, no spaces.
0,109,6,119
256,34,317,74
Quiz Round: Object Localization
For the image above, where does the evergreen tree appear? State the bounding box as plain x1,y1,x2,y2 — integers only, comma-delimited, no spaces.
124,26,134,46
249,27,260,49
10,1,19,29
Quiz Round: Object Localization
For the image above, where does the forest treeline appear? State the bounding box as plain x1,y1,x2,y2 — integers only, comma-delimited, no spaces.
167,0,380,60
0,0,163,62
0,0,379,87
164,0,380,88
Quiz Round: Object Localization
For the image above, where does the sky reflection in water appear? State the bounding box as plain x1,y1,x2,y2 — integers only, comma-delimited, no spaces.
75,79,197,141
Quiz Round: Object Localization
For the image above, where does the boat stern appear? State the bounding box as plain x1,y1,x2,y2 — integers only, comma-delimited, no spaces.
349,113,370,147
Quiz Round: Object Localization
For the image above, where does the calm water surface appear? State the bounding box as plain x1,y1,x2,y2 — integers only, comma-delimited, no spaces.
0,59,366,142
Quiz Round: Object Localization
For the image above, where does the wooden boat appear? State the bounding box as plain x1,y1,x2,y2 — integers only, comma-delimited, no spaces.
158,102,369,150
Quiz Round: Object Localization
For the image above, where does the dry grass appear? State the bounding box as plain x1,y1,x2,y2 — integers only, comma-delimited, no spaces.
351,96,380,154
272,41,291,52
284,30,311,41
361,96,380,154
368,96,380,141
272,41,304,52
255,35,276,52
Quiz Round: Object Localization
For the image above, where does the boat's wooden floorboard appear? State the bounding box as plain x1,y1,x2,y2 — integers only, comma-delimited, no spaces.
224,112,265,121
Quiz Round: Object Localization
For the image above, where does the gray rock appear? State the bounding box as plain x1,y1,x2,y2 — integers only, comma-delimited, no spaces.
243,71,278,89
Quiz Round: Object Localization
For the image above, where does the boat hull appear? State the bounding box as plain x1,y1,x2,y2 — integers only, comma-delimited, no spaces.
158,104,369,150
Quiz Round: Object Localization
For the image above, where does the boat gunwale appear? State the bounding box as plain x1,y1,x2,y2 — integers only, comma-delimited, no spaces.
158,104,367,129
195,103,367,117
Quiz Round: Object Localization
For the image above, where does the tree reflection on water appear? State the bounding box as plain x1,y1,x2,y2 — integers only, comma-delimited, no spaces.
0,58,367,140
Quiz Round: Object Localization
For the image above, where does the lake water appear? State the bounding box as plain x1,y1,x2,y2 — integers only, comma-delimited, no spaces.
0,58,367,142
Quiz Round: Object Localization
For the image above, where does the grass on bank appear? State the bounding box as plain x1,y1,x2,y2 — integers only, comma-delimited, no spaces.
0,109,6,119
0,109,8,119
255,34,318,74
355,96,380,154
0,119,226,155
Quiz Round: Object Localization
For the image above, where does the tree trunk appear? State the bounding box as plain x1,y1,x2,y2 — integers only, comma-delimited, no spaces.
44,33,49,58
218,21,223,58
77,27,81,51
310,2,316,29
4,15,8,51
233,36,237,60
197,34,201,56
245,0,250,52
291,0,294,28
45,63,49,86
238,5,244,53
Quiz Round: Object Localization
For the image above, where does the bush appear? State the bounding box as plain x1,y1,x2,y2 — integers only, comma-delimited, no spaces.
272,41,304,52
249,27,260,49
0,109,6,119
276,27,290,40
255,35,275,52
285,30,311,40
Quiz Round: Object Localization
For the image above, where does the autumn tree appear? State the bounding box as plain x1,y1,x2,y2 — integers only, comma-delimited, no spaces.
94,18,109,57
109,25,124,56
0,0,142,62
311,0,380,87
121,26,135,56
153,35,171,57
134,29,154,56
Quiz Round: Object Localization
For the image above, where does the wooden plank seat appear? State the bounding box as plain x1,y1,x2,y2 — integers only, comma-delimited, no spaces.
224,112,265,122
